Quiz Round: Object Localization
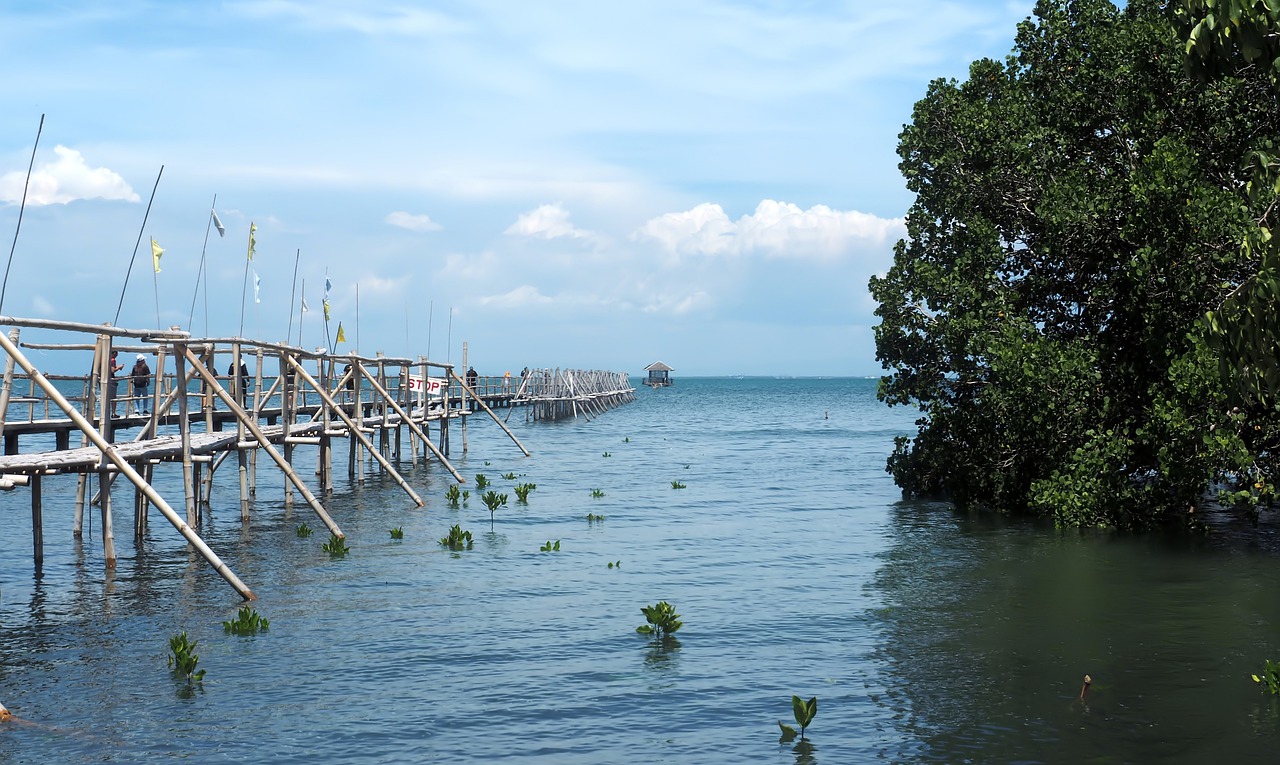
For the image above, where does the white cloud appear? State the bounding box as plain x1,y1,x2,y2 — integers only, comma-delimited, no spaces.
385,211,442,232
479,285,552,309
31,295,54,316
641,289,711,316
505,203,591,240
0,145,139,206
635,200,904,260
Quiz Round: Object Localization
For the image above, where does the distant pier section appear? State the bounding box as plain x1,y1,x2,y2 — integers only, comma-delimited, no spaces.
0,315,635,601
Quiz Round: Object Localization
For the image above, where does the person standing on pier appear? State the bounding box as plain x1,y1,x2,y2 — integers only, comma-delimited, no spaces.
227,358,250,408
131,354,151,415
108,350,124,418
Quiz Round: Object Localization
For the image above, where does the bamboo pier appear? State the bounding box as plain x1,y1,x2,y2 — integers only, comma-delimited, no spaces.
0,315,635,600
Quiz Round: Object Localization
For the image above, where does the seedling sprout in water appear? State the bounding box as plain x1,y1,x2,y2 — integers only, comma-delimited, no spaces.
514,483,536,503
322,534,350,557
636,601,682,640
445,484,462,507
671,481,686,489
539,540,561,552
440,524,473,550
296,522,313,538
475,474,490,490
167,631,205,682
778,696,818,742
482,490,508,523
389,527,404,540
590,489,605,498
502,472,518,481
222,606,270,636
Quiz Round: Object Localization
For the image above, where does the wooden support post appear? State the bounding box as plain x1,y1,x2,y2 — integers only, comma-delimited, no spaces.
285,355,425,504
0,327,20,446
31,472,42,570
450,369,531,457
461,342,469,453
354,360,466,482
99,465,116,569
175,345,197,526
281,350,295,508
251,346,263,496
181,347,343,537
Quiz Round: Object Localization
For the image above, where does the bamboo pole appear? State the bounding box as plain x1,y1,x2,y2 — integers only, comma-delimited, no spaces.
355,360,466,482
285,355,424,505
175,344,196,526
181,347,344,537
0,330,256,600
449,369,531,457
31,472,42,569
0,328,20,439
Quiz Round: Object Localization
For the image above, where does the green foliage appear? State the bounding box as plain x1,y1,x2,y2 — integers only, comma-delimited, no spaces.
296,522,312,538
587,512,606,521
462,490,470,502
607,560,621,569
502,472,518,480
389,527,404,540
484,461,491,466
1254,659,1280,694
440,524,473,550
475,474,490,489
779,696,818,741
222,606,270,636
481,490,508,520
445,484,461,507
624,437,630,442
602,451,611,457
670,481,686,489
514,483,536,502
590,489,605,498
539,540,561,552
321,534,350,557
635,600,682,639
870,0,1280,528
167,631,205,681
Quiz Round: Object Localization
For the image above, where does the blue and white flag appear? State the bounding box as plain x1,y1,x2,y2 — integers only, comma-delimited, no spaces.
253,270,261,304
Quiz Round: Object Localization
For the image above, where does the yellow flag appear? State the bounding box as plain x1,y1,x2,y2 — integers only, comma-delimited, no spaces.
323,299,331,321
247,222,257,260
336,322,346,344
151,238,164,273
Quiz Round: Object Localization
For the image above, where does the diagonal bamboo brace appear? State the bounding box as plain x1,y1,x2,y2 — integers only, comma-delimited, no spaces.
354,360,465,483
450,370,531,457
285,355,424,505
0,330,256,601
181,347,345,537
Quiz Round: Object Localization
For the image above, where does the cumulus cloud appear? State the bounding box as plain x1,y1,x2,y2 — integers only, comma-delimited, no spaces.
505,203,591,240
634,200,904,260
479,284,553,309
0,145,139,206
32,295,54,316
385,211,442,232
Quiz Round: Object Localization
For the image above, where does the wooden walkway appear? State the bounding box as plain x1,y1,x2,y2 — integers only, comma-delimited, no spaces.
0,315,635,601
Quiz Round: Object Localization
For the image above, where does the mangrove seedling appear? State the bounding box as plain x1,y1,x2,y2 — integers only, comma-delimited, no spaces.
296,522,312,538
587,512,606,521
167,631,205,681
484,461,491,466
462,490,471,502
608,560,621,569
602,451,611,458
671,481,687,489
1253,660,1280,694
778,695,818,742
539,540,561,552
440,524,474,550
445,484,462,507
322,533,350,558
482,490,508,522
624,437,630,443
502,472,518,480
514,483,536,503
636,601,682,639
475,473,490,489
390,527,404,540
222,606,270,636
590,489,605,498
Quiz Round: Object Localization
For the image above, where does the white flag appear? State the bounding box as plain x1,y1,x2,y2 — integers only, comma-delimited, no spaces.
253,270,261,304
211,209,225,238
301,297,309,313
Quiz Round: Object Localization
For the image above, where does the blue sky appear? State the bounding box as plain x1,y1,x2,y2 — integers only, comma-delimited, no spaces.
0,1,1033,376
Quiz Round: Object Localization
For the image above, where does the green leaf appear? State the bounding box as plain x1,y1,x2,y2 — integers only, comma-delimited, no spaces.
778,721,798,742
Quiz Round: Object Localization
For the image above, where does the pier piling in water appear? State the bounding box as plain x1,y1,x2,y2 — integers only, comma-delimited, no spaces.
0,314,634,600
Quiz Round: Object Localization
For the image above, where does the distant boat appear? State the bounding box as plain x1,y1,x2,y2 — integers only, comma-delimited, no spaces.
643,361,674,388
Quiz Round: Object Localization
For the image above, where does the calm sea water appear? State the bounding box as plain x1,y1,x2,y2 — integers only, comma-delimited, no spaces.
1,377,1278,763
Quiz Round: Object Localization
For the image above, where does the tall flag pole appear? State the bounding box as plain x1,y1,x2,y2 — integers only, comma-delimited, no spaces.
238,222,256,338
187,194,222,336
355,282,360,354
322,271,333,354
0,113,43,315
114,165,164,326
298,278,308,348
287,248,300,344
150,237,164,327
